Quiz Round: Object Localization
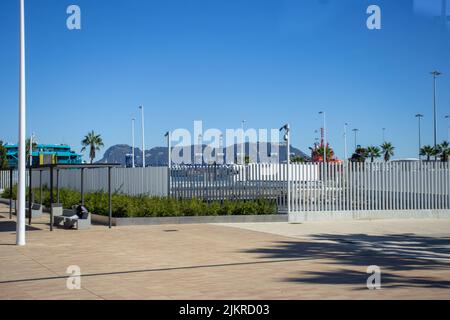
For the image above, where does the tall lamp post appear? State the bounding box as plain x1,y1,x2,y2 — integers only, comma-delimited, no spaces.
344,123,348,161
280,124,290,214
16,0,27,246
165,131,171,197
139,106,145,193
445,115,449,142
415,114,424,159
131,118,135,168
382,128,386,143
241,120,246,165
431,70,442,160
352,129,359,151
319,111,327,163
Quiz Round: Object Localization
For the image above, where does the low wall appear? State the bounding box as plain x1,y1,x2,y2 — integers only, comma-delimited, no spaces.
289,210,450,223
92,214,288,226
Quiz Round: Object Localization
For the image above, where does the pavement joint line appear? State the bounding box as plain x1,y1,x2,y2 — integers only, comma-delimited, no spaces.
0,257,318,285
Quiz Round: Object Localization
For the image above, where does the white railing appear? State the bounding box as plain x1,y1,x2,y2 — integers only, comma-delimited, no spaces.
289,162,450,212
2,162,449,213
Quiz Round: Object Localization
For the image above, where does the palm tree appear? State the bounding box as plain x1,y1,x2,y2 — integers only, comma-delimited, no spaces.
380,142,395,162
366,146,381,163
81,131,104,164
420,145,437,162
437,141,449,162
0,140,8,169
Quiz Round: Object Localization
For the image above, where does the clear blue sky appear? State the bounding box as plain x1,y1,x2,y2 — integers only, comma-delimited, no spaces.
0,0,449,162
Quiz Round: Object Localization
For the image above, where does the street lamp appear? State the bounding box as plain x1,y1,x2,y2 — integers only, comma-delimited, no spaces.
139,106,145,168
431,70,442,160
415,114,424,159
352,129,359,150
131,118,135,168
382,128,386,143
344,123,348,161
280,124,290,214
16,0,27,246
241,120,246,165
445,115,449,141
319,111,326,163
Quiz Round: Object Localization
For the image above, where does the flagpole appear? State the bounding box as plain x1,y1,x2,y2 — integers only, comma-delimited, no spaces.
17,0,26,246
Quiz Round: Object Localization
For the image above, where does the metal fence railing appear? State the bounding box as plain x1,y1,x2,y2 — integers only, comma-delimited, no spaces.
2,162,449,213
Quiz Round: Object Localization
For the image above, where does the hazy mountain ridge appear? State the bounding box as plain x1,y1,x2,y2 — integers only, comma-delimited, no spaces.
98,143,310,166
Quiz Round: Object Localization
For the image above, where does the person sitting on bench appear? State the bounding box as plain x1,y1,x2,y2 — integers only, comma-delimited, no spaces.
75,204,89,219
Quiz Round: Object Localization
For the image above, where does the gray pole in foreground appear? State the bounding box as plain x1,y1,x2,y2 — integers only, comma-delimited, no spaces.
131,118,135,168
415,114,424,159
16,0,26,246
431,70,442,161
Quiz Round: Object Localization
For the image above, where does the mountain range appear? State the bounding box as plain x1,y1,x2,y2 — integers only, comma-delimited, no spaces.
97,143,310,166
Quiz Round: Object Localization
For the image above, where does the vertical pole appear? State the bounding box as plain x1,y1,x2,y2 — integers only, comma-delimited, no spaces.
139,106,145,193
286,125,291,214
433,74,437,160
132,118,135,168
344,123,348,161
9,169,13,219
56,169,60,204
241,120,246,165
108,167,112,229
28,166,32,225
16,0,26,246
418,116,422,159
166,131,172,198
49,166,53,231
38,170,42,204
80,168,84,205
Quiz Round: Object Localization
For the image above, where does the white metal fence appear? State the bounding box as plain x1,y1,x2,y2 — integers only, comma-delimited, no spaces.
2,162,449,213
289,162,450,212
0,167,168,197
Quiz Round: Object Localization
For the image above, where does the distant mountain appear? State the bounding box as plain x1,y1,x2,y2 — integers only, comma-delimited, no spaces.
97,143,310,166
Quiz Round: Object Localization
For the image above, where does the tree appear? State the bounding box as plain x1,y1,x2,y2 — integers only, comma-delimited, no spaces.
81,131,104,164
291,156,305,163
350,147,367,162
437,141,449,162
380,142,395,162
366,146,381,163
0,140,8,169
311,144,335,162
420,145,437,162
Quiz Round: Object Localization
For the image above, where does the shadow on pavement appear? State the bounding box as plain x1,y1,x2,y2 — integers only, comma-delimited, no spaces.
242,233,450,289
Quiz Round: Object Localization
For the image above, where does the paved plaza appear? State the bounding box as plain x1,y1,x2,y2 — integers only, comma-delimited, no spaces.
0,204,450,300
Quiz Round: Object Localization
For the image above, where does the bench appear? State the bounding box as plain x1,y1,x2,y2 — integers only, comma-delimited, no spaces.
52,205,91,230
26,203,43,218
12,201,43,218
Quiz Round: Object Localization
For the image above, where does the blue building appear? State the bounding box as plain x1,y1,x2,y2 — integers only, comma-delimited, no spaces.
5,144,82,168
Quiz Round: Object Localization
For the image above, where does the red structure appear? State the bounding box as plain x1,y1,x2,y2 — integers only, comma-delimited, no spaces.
310,128,341,163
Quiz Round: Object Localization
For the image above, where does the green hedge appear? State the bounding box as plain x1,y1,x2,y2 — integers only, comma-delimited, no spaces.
1,186,277,217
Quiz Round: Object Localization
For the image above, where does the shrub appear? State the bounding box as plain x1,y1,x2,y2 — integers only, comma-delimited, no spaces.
1,187,278,217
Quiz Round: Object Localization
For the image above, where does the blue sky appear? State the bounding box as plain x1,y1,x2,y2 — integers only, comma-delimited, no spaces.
0,0,449,161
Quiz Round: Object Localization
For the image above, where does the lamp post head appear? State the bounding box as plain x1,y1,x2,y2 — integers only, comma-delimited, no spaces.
431,70,442,77
415,114,424,118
